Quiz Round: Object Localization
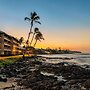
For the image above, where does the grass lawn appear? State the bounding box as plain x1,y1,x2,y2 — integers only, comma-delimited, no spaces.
0,54,35,67
0,55,22,67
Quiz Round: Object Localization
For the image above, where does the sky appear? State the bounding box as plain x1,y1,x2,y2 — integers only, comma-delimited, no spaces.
0,0,90,53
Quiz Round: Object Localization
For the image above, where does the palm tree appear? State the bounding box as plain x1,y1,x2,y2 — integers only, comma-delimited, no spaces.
24,12,41,45
30,27,39,46
19,37,24,45
34,31,44,48
19,37,25,58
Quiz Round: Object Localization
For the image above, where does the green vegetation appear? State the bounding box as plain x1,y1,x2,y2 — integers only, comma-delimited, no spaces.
35,48,81,54
0,57,21,67
0,59,14,67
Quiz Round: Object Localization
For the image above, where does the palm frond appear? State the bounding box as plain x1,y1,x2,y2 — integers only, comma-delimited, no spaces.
34,27,39,33
35,21,41,24
31,12,37,19
24,17,31,21
41,37,44,40
35,32,43,40
38,32,44,40
33,16,40,20
19,37,24,44
38,39,41,42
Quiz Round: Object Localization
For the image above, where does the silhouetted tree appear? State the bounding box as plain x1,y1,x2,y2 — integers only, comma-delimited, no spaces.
34,31,44,47
19,37,26,59
30,27,39,46
19,37,24,45
24,12,41,45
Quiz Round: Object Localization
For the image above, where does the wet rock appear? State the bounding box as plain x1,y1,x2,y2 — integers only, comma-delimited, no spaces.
0,57,90,90
84,79,90,90
17,70,64,90
0,76,7,82
53,80,65,86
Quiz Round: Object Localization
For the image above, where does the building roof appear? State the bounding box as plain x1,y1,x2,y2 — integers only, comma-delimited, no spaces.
0,30,20,43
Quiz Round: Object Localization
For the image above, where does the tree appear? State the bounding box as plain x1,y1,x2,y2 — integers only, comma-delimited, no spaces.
24,12,41,45
19,37,24,45
19,37,25,59
34,31,44,48
30,27,39,46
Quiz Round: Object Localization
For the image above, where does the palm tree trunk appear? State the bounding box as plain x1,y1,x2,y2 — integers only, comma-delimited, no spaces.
34,39,37,48
30,33,35,46
27,24,33,45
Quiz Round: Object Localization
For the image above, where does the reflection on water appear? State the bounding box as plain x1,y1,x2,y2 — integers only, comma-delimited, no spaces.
38,53,90,65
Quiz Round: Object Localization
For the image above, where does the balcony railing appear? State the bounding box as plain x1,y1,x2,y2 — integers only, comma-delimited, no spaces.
4,37,11,42
4,43,11,47
4,49,11,51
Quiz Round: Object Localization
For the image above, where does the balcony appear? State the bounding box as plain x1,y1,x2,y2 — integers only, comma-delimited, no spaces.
4,39,11,45
13,42,19,46
4,37,11,42
4,49,11,51
4,43,11,47
4,45,11,50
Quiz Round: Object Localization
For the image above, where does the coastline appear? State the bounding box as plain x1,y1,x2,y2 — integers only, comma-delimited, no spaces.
0,56,90,90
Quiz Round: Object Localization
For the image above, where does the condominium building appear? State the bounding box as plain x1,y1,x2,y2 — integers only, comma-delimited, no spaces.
0,31,21,56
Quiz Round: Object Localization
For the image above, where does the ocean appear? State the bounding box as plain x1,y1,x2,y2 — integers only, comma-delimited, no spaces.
38,53,90,65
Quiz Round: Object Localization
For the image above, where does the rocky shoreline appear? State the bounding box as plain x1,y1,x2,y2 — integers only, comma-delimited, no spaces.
0,56,90,90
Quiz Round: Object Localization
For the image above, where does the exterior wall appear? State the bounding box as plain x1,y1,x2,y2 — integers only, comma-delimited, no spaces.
11,38,20,55
0,34,4,55
4,33,12,55
0,31,20,56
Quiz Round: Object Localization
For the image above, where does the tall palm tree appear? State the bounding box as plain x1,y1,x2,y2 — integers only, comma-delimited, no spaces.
34,31,44,48
24,12,41,45
30,27,39,46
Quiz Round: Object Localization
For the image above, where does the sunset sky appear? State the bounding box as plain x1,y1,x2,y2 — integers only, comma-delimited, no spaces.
0,0,90,53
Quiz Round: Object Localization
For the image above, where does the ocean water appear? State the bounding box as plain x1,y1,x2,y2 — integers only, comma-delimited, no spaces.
38,53,90,65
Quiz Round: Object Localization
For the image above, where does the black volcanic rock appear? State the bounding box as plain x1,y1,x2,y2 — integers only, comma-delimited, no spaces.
0,76,7,82
0,57,90,90
84,79,90,89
